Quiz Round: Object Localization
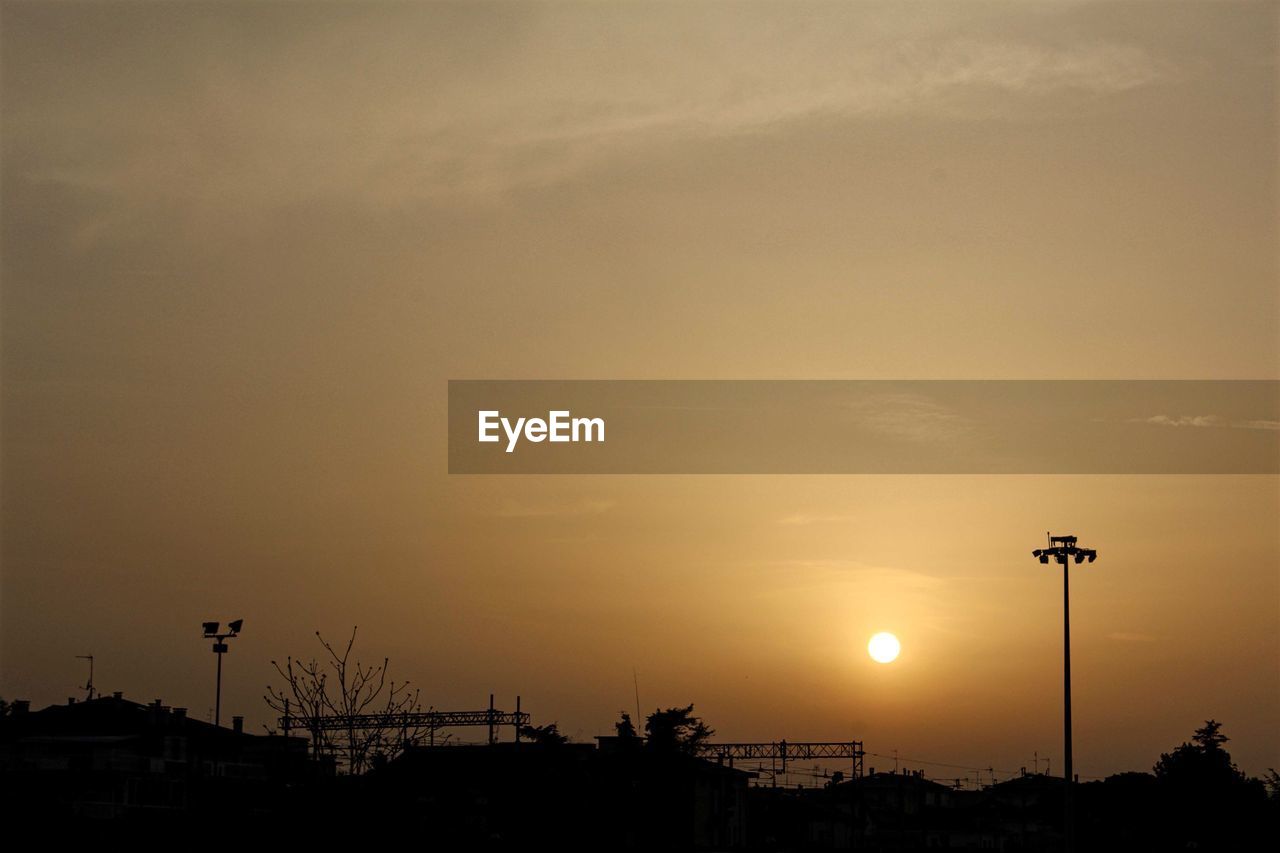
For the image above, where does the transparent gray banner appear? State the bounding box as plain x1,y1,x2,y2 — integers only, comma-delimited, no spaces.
448,381,1279,474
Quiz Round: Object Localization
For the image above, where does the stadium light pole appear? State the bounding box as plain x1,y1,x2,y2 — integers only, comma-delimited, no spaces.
202,619,243,727
1031,534,1097,853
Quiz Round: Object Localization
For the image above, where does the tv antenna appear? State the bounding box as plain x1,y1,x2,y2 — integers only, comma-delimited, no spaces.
632,666,642,724
75,654,95,701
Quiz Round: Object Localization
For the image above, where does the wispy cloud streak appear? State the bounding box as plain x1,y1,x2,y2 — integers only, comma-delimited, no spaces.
1131,415,1280,430
8,5,1173,241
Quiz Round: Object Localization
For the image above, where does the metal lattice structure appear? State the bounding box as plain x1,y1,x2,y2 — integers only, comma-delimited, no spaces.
296,709,527,733
701,740,864,777
280,695,530,747
279,696,863,780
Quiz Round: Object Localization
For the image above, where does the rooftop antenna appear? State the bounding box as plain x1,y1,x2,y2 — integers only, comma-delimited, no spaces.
75,655,95,701
632,666,642,725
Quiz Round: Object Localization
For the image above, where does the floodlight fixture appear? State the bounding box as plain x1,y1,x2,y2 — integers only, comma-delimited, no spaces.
202,617,244,727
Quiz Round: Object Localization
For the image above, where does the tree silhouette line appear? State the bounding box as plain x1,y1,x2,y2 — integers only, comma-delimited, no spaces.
241,628,1280,850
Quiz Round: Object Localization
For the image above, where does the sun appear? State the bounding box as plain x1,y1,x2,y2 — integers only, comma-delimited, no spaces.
868,632,901,664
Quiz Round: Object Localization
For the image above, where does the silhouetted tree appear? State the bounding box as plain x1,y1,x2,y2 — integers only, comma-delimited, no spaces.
644,704,714,755
519,722,570,746
1152,720,1269,851
615,711,639,740
1153,719,1245,786
1265,768,1280,801
264,626,424,774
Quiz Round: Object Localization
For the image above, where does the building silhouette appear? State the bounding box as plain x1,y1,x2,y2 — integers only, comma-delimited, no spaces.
0,693,311,824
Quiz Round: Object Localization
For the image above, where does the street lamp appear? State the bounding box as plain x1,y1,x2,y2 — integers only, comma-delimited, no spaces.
202,619,243,727
1031,534,1097,853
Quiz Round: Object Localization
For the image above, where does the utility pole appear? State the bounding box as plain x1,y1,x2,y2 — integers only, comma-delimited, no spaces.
201,619,243,727
1032,533,1098,853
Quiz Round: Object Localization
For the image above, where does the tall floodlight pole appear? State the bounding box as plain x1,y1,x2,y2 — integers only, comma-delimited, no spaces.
1032,534,1097,853
202,619,243,727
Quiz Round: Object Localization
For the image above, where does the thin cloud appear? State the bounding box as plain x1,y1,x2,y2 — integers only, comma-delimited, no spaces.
777,513,861,527
493,499,616,519
840,393,972,444
770,560,946,591
1129,415,1279,431
1107,632,1158,643
1132,415,1224,428
1234,419,1280,431
9,7,1173,240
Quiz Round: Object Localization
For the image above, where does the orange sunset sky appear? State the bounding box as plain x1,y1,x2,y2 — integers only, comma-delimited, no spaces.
2,1,1277,780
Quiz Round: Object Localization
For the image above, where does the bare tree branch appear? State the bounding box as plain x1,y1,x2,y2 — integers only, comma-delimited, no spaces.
264,627,426,773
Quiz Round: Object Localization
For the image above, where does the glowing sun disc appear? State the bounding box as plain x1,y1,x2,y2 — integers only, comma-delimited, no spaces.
868,632,901,664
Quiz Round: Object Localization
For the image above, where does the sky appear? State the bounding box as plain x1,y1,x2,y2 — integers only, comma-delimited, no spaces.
2,1,1277,781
